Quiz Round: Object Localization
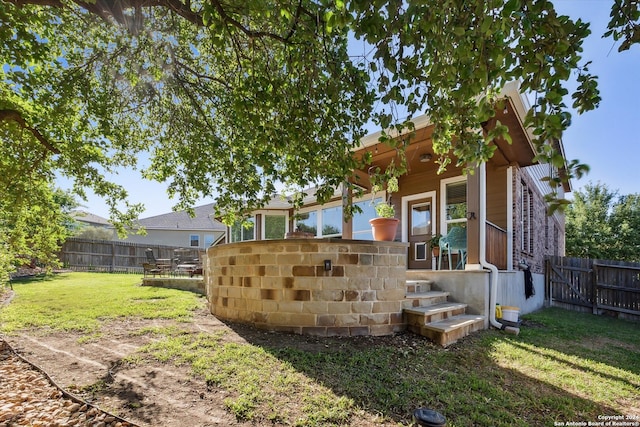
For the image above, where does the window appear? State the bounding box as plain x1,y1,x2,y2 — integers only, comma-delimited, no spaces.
295,211,318,236
189,234,200,247
352,198,381,240
443,178,467,234
322,205,342,237
204,234,215,247
264,214,287,240
230,217,255,242
296,205,343,238
520,180,533,253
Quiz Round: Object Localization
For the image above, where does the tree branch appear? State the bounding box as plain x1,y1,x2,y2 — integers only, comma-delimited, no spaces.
0,109,61,154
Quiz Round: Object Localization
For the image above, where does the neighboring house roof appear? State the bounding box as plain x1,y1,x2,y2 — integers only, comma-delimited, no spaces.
71,210,111,227
137,203,226,231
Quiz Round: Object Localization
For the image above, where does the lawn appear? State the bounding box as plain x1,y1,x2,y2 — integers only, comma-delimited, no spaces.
1,272,639,426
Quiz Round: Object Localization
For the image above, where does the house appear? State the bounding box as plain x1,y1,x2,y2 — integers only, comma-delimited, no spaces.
207,81,568,344
70,210,112,228
119,203,227,249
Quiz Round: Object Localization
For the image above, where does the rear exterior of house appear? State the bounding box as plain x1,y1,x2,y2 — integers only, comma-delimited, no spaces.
118,203,226,249
207,82,569,344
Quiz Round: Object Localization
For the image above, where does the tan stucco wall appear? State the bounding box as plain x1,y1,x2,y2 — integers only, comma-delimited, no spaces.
205,239,409,336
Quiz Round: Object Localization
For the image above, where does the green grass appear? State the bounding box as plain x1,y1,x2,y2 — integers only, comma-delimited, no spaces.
0,272,203,333
1,273,639,426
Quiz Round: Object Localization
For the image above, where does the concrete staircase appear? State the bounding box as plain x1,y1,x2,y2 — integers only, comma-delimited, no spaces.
403,279,485,347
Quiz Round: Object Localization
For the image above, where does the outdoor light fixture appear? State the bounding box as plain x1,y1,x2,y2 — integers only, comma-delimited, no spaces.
419,153,432,163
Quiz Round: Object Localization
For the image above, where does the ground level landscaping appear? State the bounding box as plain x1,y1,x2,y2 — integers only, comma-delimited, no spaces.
1,272,638,426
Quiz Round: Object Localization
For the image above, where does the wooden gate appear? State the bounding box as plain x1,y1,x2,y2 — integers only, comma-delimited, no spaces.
546,256,640,320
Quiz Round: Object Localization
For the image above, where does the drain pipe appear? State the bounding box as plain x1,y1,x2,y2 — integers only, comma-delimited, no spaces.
478,163,520,335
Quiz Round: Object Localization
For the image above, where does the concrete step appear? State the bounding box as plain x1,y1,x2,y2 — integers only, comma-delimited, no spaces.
420,315,486,347
404,302,468,325
405,279,433,293
402,291,450,309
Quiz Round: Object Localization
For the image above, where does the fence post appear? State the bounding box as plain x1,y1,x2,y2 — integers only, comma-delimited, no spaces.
111,241,115,273
591,261,598,315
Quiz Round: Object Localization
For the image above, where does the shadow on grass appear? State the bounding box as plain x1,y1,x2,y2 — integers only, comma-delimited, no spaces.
9,273,59,284
221,319,632,426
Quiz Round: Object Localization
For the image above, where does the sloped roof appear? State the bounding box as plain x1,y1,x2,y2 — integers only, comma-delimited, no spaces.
138,203,226,231
71,210,111,226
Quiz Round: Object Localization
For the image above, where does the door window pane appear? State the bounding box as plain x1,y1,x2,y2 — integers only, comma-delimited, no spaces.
411,202,431,235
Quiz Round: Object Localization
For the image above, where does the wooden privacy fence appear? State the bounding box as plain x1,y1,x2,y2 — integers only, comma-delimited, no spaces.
59,238,202,274
546,256,640,320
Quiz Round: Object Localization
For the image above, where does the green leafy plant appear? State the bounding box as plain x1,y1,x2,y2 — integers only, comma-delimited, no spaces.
428,233,443,248
370,155,404,219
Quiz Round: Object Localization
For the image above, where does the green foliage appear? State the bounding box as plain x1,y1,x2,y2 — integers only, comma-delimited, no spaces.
428,233,443,248
3,274,639,425
0,273,202,333
0,0,638,260
565,182,640,262
72,225,114,240
604,0,640,52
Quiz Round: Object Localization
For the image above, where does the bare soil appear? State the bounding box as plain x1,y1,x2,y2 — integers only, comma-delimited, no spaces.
1,292,425,427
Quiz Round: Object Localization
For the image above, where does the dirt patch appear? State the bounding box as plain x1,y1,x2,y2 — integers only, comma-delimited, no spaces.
1,304,431,426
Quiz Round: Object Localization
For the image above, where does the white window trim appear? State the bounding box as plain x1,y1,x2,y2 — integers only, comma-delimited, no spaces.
295,194,375,238
401,191,437,242
440,175,467,236
189,234,200,247
257,210,290,240
229,216,257,243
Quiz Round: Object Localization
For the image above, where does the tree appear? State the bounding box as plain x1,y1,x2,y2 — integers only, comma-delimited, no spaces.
73,226,115,240
565,183,640,262
609,193,640,262
1,0,638,278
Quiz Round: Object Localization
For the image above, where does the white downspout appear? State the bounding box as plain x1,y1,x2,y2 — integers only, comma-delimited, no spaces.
479,163,520,335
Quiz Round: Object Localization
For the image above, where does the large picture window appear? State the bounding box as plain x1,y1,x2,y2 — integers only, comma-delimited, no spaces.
264,214,287,240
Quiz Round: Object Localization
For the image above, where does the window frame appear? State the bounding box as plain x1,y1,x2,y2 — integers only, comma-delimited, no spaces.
258,210,290,240
440,175,468,236
229,216,256,243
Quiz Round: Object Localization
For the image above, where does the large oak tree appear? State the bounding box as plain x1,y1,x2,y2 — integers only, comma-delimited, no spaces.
0,0,637,278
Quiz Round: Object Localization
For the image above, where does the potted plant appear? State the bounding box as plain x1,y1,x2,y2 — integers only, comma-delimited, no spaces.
428,233,443,257
369,171,400,241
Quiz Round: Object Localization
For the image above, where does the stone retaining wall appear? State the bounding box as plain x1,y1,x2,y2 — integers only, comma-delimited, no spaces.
205,239,408,336
141,277,205,295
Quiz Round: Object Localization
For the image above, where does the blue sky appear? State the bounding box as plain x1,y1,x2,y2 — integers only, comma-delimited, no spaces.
71,1,640,219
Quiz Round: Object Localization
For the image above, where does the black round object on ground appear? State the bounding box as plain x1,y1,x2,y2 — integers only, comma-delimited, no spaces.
413,407,446,427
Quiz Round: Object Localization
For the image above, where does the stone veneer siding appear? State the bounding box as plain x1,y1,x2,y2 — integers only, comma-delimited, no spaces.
205,239,408,336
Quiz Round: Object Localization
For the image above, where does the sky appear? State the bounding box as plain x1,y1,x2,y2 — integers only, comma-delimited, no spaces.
68,0,640,220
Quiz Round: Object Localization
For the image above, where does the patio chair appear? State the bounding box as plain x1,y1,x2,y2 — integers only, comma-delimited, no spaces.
142,262,162,277
438,227,467,270
144,248,172,275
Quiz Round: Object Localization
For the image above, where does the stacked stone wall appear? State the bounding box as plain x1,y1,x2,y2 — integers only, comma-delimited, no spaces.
205,239,408,336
